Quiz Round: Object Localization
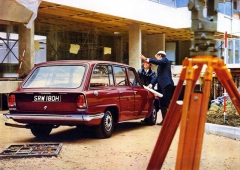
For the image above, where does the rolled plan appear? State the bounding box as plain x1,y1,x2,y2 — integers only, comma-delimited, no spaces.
143,85,163,97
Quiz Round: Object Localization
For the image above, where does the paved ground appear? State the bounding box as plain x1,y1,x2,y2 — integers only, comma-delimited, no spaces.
0,110,240,170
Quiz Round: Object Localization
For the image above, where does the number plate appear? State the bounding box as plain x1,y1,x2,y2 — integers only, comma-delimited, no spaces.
33,95,61,102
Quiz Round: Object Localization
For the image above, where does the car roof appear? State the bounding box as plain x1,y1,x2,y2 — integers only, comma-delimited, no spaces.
35,60,131,68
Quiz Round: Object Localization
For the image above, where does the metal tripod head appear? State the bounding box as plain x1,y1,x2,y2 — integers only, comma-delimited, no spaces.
188,0,219,57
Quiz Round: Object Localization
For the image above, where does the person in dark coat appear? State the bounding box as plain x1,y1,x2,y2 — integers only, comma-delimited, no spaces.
138,61,156,86
137,61,160,122
140,51,174,125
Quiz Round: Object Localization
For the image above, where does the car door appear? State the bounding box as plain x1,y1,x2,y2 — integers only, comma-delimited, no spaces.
127,68,149,116
113,66,135,121
87,64,119,113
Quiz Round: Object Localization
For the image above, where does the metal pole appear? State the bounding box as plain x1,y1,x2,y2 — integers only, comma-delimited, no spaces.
224,31,228,123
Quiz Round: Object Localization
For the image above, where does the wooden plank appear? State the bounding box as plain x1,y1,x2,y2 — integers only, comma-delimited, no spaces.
0,20,10,25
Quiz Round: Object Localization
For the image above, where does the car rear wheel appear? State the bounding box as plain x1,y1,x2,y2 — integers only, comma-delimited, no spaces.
145,106,157,125
95,110,114,138
30,124,53,138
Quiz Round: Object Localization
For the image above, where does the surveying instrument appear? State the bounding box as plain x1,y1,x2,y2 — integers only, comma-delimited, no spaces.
147,0,240,169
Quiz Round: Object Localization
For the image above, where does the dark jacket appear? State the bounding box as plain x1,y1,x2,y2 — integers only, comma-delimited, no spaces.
138,68,156,86
149,57,174,89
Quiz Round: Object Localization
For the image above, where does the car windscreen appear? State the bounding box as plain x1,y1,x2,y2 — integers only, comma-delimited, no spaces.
22,65,85,88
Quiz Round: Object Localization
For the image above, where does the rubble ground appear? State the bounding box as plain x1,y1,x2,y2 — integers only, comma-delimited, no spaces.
0,110,240,170
207,101,240,127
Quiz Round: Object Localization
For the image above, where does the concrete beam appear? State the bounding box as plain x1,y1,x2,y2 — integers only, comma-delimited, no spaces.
0,0,33,23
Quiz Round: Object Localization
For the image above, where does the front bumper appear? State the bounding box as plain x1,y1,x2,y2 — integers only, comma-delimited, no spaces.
3,112,104,126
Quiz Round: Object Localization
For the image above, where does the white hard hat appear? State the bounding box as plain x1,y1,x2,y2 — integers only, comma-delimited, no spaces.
156,51,166,56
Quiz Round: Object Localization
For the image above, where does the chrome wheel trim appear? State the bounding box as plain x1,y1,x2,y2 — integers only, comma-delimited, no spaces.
152,107,157,121
104,111,113,132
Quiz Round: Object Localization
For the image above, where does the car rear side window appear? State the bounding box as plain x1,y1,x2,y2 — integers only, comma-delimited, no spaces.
90,64,114,87
23,65,85,88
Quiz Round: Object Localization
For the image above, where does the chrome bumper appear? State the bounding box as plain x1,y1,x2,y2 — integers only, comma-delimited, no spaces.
4,113,104,122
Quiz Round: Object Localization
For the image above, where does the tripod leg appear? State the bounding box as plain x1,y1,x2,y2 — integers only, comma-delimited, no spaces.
147,68,186,170
175,79,211,170
147,59,204,169
176,92,203,169
215,67,240,114
147,102,182,169
175,78,194,169
175,63,206,169
193,75,212,169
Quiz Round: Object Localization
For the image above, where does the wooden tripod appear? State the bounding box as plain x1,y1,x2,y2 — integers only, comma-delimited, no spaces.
147,55,240,170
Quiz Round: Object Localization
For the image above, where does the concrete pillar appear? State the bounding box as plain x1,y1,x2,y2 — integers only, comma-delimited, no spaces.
18,23,35,77
146,34,165,71
114,36,124,63
47,30,59,61
129,23,141,70
146,34,165,57
142,32,148,57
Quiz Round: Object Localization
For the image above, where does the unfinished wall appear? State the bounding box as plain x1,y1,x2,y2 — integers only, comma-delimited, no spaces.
45,28,129,63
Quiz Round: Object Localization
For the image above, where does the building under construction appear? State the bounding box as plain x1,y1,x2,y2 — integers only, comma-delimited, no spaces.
0,0,240,109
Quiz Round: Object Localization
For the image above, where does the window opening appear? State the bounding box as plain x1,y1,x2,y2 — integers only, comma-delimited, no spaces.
90,64,114,87
127,68,141,87
113,66,128,86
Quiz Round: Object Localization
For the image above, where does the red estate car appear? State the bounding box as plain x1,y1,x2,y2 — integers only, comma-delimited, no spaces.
4,60,157,138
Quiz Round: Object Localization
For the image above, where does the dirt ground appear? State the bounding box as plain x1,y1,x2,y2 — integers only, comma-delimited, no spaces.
0,110,240,170
207,101,240,127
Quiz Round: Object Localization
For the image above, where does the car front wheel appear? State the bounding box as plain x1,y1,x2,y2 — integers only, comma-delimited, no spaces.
145,106,157,125
95,110,114,138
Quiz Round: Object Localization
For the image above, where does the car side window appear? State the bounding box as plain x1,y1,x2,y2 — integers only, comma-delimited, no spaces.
113,66,128,86
127,68,141,87
90,64,114,87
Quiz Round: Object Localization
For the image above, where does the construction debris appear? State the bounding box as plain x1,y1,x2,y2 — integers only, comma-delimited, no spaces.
0,143,62,159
